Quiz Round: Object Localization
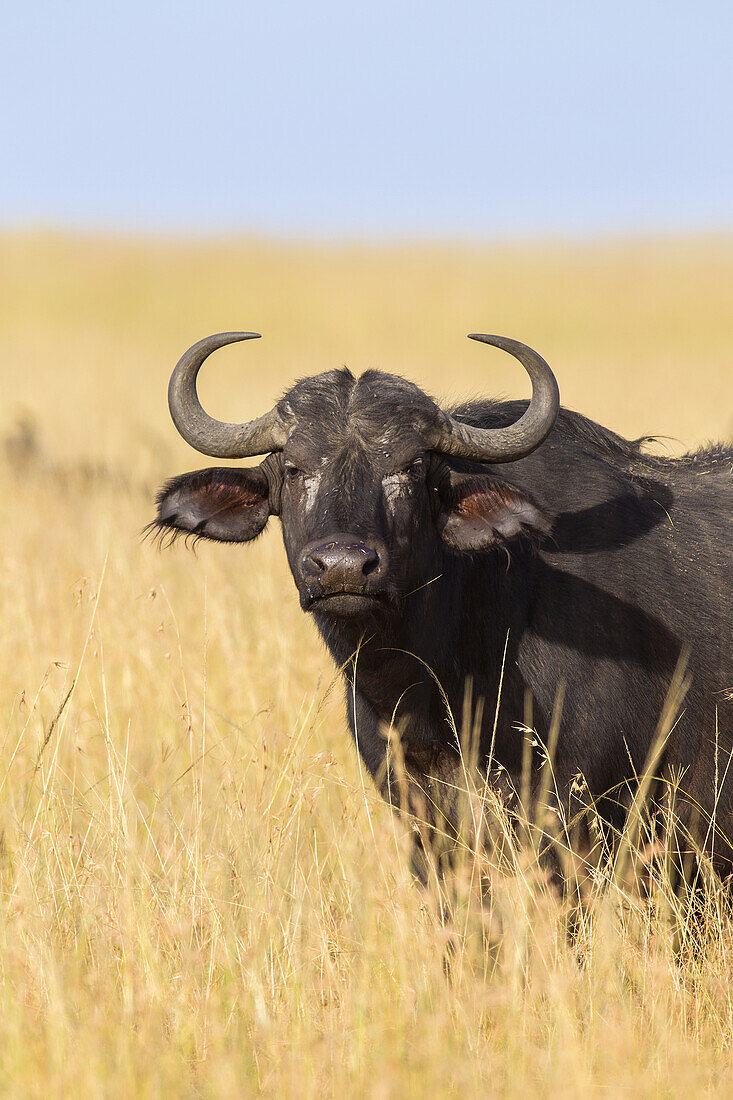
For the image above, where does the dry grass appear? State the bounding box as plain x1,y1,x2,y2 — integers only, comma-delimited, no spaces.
0,230,731,1097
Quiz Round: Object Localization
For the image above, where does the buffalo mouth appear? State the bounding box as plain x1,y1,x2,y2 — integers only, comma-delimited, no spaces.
303,591,391,617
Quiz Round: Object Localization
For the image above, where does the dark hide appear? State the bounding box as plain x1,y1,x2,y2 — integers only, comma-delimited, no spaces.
153,368,733,877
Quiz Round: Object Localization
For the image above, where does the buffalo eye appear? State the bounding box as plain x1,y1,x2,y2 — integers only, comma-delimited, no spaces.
284,463,304,481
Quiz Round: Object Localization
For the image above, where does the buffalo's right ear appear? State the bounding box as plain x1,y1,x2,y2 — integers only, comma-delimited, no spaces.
152,466,274,544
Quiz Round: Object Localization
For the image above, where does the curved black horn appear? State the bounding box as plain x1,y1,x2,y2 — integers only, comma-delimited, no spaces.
167,332,287,458
431,335,560,462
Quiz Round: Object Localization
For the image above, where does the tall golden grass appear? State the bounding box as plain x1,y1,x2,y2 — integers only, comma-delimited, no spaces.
0,231,731,1097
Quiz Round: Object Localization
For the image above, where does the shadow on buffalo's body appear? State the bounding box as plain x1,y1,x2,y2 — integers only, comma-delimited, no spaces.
151,332,733,887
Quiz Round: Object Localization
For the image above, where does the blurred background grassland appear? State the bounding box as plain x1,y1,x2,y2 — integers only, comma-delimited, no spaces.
0,231,731,1097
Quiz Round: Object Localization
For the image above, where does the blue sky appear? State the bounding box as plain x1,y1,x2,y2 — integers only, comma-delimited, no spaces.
3,1,732,236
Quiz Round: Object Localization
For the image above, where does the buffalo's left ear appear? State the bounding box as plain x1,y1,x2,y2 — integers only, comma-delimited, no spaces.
152,465,274,544
436,471,550,551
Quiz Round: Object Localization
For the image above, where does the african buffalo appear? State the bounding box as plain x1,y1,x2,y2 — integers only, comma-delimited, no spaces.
152,332,732,880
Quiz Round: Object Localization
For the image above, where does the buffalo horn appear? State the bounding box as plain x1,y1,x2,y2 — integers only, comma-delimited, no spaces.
432,335,560,462
167,332,287,458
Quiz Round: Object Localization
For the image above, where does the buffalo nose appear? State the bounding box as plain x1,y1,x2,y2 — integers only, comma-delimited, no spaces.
300,539,384,592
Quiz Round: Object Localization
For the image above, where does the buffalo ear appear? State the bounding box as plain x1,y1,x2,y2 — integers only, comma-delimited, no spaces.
437,472,550,551
152,466,273,544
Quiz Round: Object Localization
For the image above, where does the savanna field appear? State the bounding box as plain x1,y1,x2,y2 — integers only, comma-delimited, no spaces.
0,231,732,1097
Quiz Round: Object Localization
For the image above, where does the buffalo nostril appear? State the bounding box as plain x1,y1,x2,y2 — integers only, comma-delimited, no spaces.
361,549,380,576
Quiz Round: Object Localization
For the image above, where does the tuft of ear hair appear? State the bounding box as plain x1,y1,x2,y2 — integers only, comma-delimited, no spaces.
438,475,550,552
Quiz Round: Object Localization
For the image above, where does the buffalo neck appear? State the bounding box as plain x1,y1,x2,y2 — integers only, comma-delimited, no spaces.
312,543,538,755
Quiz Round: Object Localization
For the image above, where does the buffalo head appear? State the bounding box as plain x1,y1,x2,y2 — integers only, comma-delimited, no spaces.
153,332,558,618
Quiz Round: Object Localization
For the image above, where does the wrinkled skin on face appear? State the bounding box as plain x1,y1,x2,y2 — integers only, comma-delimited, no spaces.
279,370,447,618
